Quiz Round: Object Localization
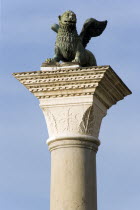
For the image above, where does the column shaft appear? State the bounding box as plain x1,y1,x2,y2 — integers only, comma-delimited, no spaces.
49,139,98,210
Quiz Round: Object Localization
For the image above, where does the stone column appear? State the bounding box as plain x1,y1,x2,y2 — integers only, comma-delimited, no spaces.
13,65,131,210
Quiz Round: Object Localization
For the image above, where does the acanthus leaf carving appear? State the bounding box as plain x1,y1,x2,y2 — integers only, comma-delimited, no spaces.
79,104,106,138
42,103,106,139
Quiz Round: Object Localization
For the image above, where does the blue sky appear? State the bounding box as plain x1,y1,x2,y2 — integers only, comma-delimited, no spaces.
0,0,140,209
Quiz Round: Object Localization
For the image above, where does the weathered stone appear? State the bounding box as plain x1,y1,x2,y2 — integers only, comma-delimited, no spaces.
13,65,131,210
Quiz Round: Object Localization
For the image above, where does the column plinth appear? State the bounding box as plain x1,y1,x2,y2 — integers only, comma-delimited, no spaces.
13,65,131,210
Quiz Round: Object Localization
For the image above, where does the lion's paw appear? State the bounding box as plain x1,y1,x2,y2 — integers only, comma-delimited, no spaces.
45,58,56,64
72,58,80,64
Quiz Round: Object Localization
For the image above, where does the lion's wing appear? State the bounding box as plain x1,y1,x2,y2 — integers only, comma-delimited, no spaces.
80,18,107,48
51,24,59,33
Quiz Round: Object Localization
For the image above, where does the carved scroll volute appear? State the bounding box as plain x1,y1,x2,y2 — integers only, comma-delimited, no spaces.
41,101,106,139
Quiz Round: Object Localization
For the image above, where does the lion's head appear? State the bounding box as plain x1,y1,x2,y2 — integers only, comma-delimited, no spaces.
58,11,77,26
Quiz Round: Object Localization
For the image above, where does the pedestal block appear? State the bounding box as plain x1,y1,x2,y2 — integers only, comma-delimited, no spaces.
13,65,131,210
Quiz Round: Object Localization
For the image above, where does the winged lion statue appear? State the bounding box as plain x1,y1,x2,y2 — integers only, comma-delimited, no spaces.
46,11,107,67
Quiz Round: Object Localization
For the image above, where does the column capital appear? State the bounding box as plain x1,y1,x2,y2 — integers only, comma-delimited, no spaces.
13,65,131,145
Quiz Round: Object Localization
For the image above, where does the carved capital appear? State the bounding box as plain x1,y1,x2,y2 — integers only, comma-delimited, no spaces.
13,65,131,146
40,95,106,145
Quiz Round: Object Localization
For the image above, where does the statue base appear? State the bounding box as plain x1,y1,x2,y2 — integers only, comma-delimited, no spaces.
41,62,81,71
